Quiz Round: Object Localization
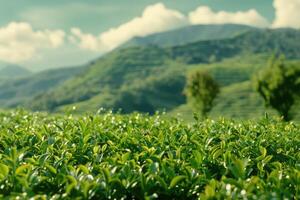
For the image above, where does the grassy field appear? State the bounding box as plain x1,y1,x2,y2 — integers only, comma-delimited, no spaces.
0,110,299,199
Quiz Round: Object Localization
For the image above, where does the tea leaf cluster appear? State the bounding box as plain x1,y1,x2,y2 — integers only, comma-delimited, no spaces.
0,110,299,199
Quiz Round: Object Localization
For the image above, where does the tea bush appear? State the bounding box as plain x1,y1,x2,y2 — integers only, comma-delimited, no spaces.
0,110,299,199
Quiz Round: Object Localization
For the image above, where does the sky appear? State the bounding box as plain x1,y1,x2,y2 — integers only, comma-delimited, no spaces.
0,0,299,71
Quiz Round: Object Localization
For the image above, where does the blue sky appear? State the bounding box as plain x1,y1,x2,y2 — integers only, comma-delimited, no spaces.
0,0,299,70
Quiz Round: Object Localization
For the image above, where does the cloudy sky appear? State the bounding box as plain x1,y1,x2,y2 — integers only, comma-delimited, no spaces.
0,0,299,71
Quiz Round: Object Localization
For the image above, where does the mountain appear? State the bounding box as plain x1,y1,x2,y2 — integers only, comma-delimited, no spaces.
0,65,31,78
122,24,256,48
0,60,9,70
27,28,300,118
0,66,84,108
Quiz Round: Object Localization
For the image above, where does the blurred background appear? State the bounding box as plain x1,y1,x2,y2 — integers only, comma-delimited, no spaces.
0,0,299,121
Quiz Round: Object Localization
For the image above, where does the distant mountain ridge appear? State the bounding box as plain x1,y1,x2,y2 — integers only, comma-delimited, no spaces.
0,61,9,70
0,66,84,108
0,65,31,78
122,24,256,48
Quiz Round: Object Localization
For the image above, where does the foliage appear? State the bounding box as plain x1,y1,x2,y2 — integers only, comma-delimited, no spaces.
27,28,300,112
1,28,300,121
254,56,300,121
0,67,83,108
185,70,219,117
170,79,300,122
0,110,299,199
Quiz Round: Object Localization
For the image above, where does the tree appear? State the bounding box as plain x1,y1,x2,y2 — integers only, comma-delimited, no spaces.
254,55,300,121
184,70,220,118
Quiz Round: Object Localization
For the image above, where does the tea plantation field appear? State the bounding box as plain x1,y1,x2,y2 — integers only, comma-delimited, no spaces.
0,110,299,199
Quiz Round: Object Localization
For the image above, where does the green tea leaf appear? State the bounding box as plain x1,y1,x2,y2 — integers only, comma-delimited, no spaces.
169,176,186,189
0,163,9,179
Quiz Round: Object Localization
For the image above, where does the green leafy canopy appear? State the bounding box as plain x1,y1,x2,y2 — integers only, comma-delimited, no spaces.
185,70,220,117
254,55,300,121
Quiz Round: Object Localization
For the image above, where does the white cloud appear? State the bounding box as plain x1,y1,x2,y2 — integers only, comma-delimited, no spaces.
70,3,270,52
272,0,300,29
69,28,102,51
70,3,188,52
0,22,65,63
188,6,269,28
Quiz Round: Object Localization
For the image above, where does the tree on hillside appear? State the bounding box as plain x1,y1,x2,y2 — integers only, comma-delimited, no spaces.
254,55,300,121
184,70,220,118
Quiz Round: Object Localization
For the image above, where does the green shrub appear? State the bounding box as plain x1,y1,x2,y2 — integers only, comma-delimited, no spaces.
0,110,299,199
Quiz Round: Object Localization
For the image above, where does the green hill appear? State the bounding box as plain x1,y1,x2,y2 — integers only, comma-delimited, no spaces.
27,28,300,121
0,65,31,78
122,24,255,48
0,66,84,108
0,61,10,70
170,80,300,122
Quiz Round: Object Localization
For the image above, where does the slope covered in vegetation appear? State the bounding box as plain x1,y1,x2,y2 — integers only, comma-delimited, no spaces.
29,29,300,114
0,65,31,79
0,27,299,120
0,67,84,108
122,24,255,48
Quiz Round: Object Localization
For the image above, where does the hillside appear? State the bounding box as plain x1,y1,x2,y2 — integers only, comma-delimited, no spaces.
122,24,255,48
28,28,300,118
0,65,31,78
0,61,9,70
0,66,84,108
